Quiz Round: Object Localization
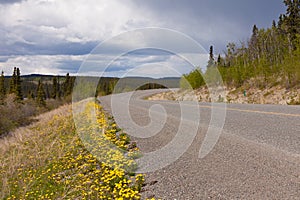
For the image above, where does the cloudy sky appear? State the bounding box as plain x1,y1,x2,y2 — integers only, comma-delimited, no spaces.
0,0,286,78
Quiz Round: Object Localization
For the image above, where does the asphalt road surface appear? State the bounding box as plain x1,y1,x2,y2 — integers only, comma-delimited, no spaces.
99,89,300,199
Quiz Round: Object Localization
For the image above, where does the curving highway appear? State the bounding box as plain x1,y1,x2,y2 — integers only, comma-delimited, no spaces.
99,89,300,199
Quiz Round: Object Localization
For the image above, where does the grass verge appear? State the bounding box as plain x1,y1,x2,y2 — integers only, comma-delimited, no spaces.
0,99,144,199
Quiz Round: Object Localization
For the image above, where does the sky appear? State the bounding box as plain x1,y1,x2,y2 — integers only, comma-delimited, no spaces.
0,0,286,78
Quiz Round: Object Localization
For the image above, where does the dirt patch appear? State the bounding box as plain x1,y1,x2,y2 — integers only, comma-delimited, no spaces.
148,86,300,105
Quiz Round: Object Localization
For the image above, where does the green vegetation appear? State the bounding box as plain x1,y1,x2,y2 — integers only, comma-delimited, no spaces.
0,101,144,199
136,83,167,90
2,69,75,101
8,67,16,94
181,0,300,89
180,68,204,89
0,71,5,104
1,69,174,197
15,68,23,101
36,80,46,106
1,67,180,135
8,67,24,101
51,76,59,99
107,77,179,94
0,69,77,136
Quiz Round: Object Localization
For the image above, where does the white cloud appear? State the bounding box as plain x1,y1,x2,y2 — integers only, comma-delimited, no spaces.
0,54,86,75
0,0,156,45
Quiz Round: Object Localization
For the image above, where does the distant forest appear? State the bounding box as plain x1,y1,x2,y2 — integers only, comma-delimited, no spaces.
182,0,300,89
0,68,180,105
0,69,77,105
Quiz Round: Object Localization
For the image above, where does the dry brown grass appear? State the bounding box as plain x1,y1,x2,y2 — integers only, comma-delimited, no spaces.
0,104,70,151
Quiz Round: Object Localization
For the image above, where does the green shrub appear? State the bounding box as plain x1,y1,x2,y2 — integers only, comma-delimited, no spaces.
180,68,205,89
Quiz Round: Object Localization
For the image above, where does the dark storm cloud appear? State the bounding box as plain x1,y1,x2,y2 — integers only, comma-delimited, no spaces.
104,65,131,72
0,0,23,4
134,0,286,52
0,41,98,56
29,41,98,56
136,0,285,23
127,49,172,56
0,0,287,55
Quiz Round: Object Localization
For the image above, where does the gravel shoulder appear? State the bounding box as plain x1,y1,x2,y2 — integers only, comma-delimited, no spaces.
148,86,300,105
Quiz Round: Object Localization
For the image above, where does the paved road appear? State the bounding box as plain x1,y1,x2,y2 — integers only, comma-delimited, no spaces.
99,89,300,199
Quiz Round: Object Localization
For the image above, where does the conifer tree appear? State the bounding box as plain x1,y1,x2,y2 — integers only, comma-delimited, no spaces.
57,76,61,99
63,73,74,97
0,71,5,103
207,45,215,67
217,54,221,65
64,73,70,96
209,46,214,59
51,76,58,99
272,20,277,29
36,79,46,106
9,67,17,94
283,0,300,49
249,25,259,61
15,68,23,101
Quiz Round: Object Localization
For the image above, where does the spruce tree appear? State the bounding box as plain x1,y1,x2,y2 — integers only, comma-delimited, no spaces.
209,46,214,60
0,71,5,103
207,45,215,67
277,14,286,34
63,73,73,97
52,76,58,99
15,68,23,101
57,76,61,99
36,79,46,106
287,0,300,49
217,54,221,65
63,73,70,96
250,25,259,49
272,20,277,29
9,67,17,94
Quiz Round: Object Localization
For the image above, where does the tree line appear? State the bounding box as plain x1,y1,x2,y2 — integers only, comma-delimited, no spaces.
0,68,75,106
181,0,300,89
0,68,128,106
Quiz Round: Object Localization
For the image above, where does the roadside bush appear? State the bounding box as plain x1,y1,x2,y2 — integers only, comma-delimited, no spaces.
0,94,66,137
180,68,205,89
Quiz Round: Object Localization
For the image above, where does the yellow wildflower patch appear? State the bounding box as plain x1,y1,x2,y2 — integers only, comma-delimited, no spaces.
0,100,145,199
